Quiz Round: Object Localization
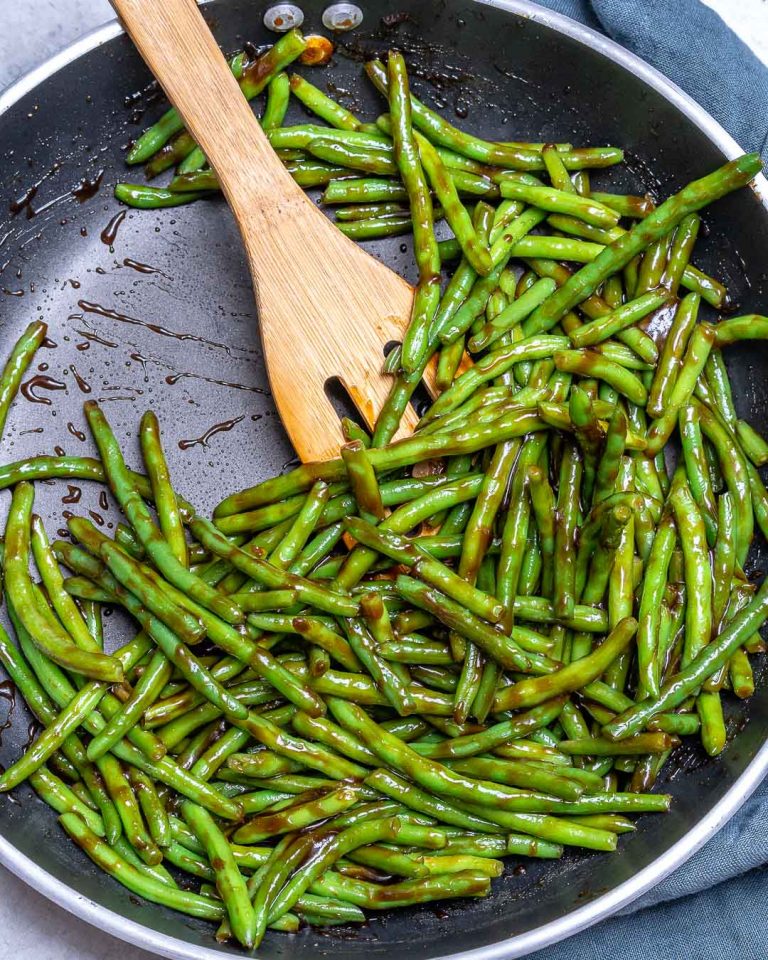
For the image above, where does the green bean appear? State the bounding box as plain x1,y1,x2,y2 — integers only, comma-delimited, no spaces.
84,402,241,624
568,288,669,348
342,442,384,520
366,60,622,170
190,515,358,617
553,350,647,406
323,177,407,204
289,73,360,129
331,698,564,813
553,443,582,620
636,514,676,698
115,182,212,208
469,278,557,353
697,690,726,755
523,154,761,334
234,710,365,781
28,766,104,836
255,71,291,131
141,130,196,177
293,617,362,672
558,733,676,755
498,179,619,227
395,576,540,673
30,514,98,652
61,813,225,918
235,785,361,843
0,320,47,438
729,648,754,698
128,34,303,165
736,419,768,467
712,315,768,346
97,754,161,865
347,518,504,623
140,410,188,566
4,484,123,682
417,134,491,274
695,399,753,562
87,651,172,762
265,818,405,923
493,618,637,712
312,869,490,908
645,324,716,454
605,576,768,740
306,137,396,174
542,142,576,190
444,757,584,800
663,214,700,294
635,236,669,297
677,403,713,523
130,768,171,848
387,52,441,373
180,801,255,947
99,542,204,644
343,617,415,716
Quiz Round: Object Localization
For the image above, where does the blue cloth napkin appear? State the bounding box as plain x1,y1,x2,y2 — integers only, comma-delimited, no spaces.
539,0,768,160
522,5,768,956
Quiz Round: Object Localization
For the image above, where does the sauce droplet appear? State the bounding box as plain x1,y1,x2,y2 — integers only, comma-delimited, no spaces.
100,210,127,249
122,257,161,275
62,485,82,504
69,364,92,394
67,422,86,442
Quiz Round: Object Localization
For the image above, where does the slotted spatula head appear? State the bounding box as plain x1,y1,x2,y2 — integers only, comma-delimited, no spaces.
113,0,422,462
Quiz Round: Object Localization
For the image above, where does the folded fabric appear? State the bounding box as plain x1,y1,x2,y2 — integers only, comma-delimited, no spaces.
523,4,768,956
540,0,768,160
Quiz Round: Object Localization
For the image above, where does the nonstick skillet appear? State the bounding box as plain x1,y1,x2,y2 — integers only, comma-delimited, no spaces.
1,1,768,958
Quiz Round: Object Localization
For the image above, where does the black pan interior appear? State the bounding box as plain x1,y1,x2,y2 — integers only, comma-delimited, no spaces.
1,1,768,957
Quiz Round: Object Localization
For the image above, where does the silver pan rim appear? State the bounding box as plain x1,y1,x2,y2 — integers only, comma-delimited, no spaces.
0,2,766,958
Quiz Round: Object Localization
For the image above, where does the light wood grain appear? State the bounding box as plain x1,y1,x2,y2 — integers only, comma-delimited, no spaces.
112,0,425,461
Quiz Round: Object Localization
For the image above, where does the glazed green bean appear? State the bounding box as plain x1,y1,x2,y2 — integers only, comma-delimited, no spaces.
494,618,638,712
140,410,188,567
0,320,47,439
523,154,761,334
5,484,123,682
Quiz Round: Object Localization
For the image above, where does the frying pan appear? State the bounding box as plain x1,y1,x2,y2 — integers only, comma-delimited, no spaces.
1,1,768,958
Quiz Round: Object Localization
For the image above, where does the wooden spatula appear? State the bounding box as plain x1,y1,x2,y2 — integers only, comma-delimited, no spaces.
112,0,422,462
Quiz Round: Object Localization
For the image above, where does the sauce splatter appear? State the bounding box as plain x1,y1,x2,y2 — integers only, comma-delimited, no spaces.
71,170,104,203
165,371,268,394
20,374,66,404
67,422,86,442
74,328,118,349
77,300,257,357
178,415,244,450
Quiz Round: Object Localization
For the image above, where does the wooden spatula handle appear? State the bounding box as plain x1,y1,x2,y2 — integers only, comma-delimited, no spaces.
112,0,303,211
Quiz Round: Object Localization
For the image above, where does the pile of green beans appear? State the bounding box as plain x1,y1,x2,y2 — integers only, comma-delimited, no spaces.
0,42,766,952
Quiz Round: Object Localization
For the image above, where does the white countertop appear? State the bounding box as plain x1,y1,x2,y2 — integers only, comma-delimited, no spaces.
0,1,766,958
